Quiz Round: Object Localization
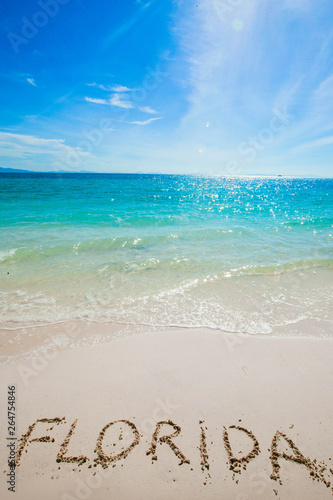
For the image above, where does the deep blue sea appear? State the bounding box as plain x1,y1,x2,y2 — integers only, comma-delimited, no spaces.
0,174,332,335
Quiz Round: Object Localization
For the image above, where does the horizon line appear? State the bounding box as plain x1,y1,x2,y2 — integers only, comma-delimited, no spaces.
0,169,332,179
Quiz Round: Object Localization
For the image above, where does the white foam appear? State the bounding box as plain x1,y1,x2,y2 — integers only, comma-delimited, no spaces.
0,248,17,262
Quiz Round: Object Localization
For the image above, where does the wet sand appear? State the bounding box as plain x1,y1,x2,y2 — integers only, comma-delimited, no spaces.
0,329,333,499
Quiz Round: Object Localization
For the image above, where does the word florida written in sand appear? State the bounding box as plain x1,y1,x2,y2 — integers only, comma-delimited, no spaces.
13,417,332,493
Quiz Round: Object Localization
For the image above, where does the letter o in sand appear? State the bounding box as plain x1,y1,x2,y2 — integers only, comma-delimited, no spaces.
94,420,140,468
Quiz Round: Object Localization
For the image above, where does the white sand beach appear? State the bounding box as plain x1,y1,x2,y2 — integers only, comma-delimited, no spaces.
1,328,333,500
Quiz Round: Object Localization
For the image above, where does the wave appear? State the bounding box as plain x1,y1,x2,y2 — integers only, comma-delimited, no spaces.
0,248,17,262
0,229,254,264
1,235,332,277
1,262,332,339
222,259,333,277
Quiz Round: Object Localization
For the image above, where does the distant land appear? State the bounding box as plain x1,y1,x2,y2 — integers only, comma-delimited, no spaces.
0,167,329,178
0,167,95,174
0,167,36,173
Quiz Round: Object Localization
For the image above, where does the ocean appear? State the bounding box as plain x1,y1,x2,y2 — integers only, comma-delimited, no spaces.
0,173,332,336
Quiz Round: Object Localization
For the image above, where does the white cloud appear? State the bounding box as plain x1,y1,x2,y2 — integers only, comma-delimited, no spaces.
293,135,333,153
139,105,157,114
0,132,90,159
313,74,333,102
27,78,36,87
85,97,109,105
172,0,264,136
136,0,150,8
109,94,133,108
86,83,136,92
129,117,162,126
85,94,133,109
108,84,135,92
0,132,65,148
85,94,133,108
85,94,134,109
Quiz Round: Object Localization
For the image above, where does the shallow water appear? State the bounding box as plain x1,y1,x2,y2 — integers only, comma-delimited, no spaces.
0,173,332,335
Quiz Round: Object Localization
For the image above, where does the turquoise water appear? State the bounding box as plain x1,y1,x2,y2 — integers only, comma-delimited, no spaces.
0,174,332,334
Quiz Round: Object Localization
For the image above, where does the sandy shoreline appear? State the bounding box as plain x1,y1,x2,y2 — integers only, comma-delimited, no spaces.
1,328,333,499
1,266,333,341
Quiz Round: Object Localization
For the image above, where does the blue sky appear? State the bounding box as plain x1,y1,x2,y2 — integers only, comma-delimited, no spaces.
1,0,333,176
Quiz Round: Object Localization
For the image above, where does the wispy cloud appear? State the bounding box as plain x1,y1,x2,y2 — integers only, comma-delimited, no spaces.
168,0,333,171
173,0,264,137
85,94,133,108
110,94,133,108
128,117,162,125
27,78,36,87
293,135,333,153
0,132,90,159
102,0,157,50
136,0,150,8
86,83,137,92
139,105,157,114
0,132,65,148
313,74,333,102
85,97,109,105
108,84,136,92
